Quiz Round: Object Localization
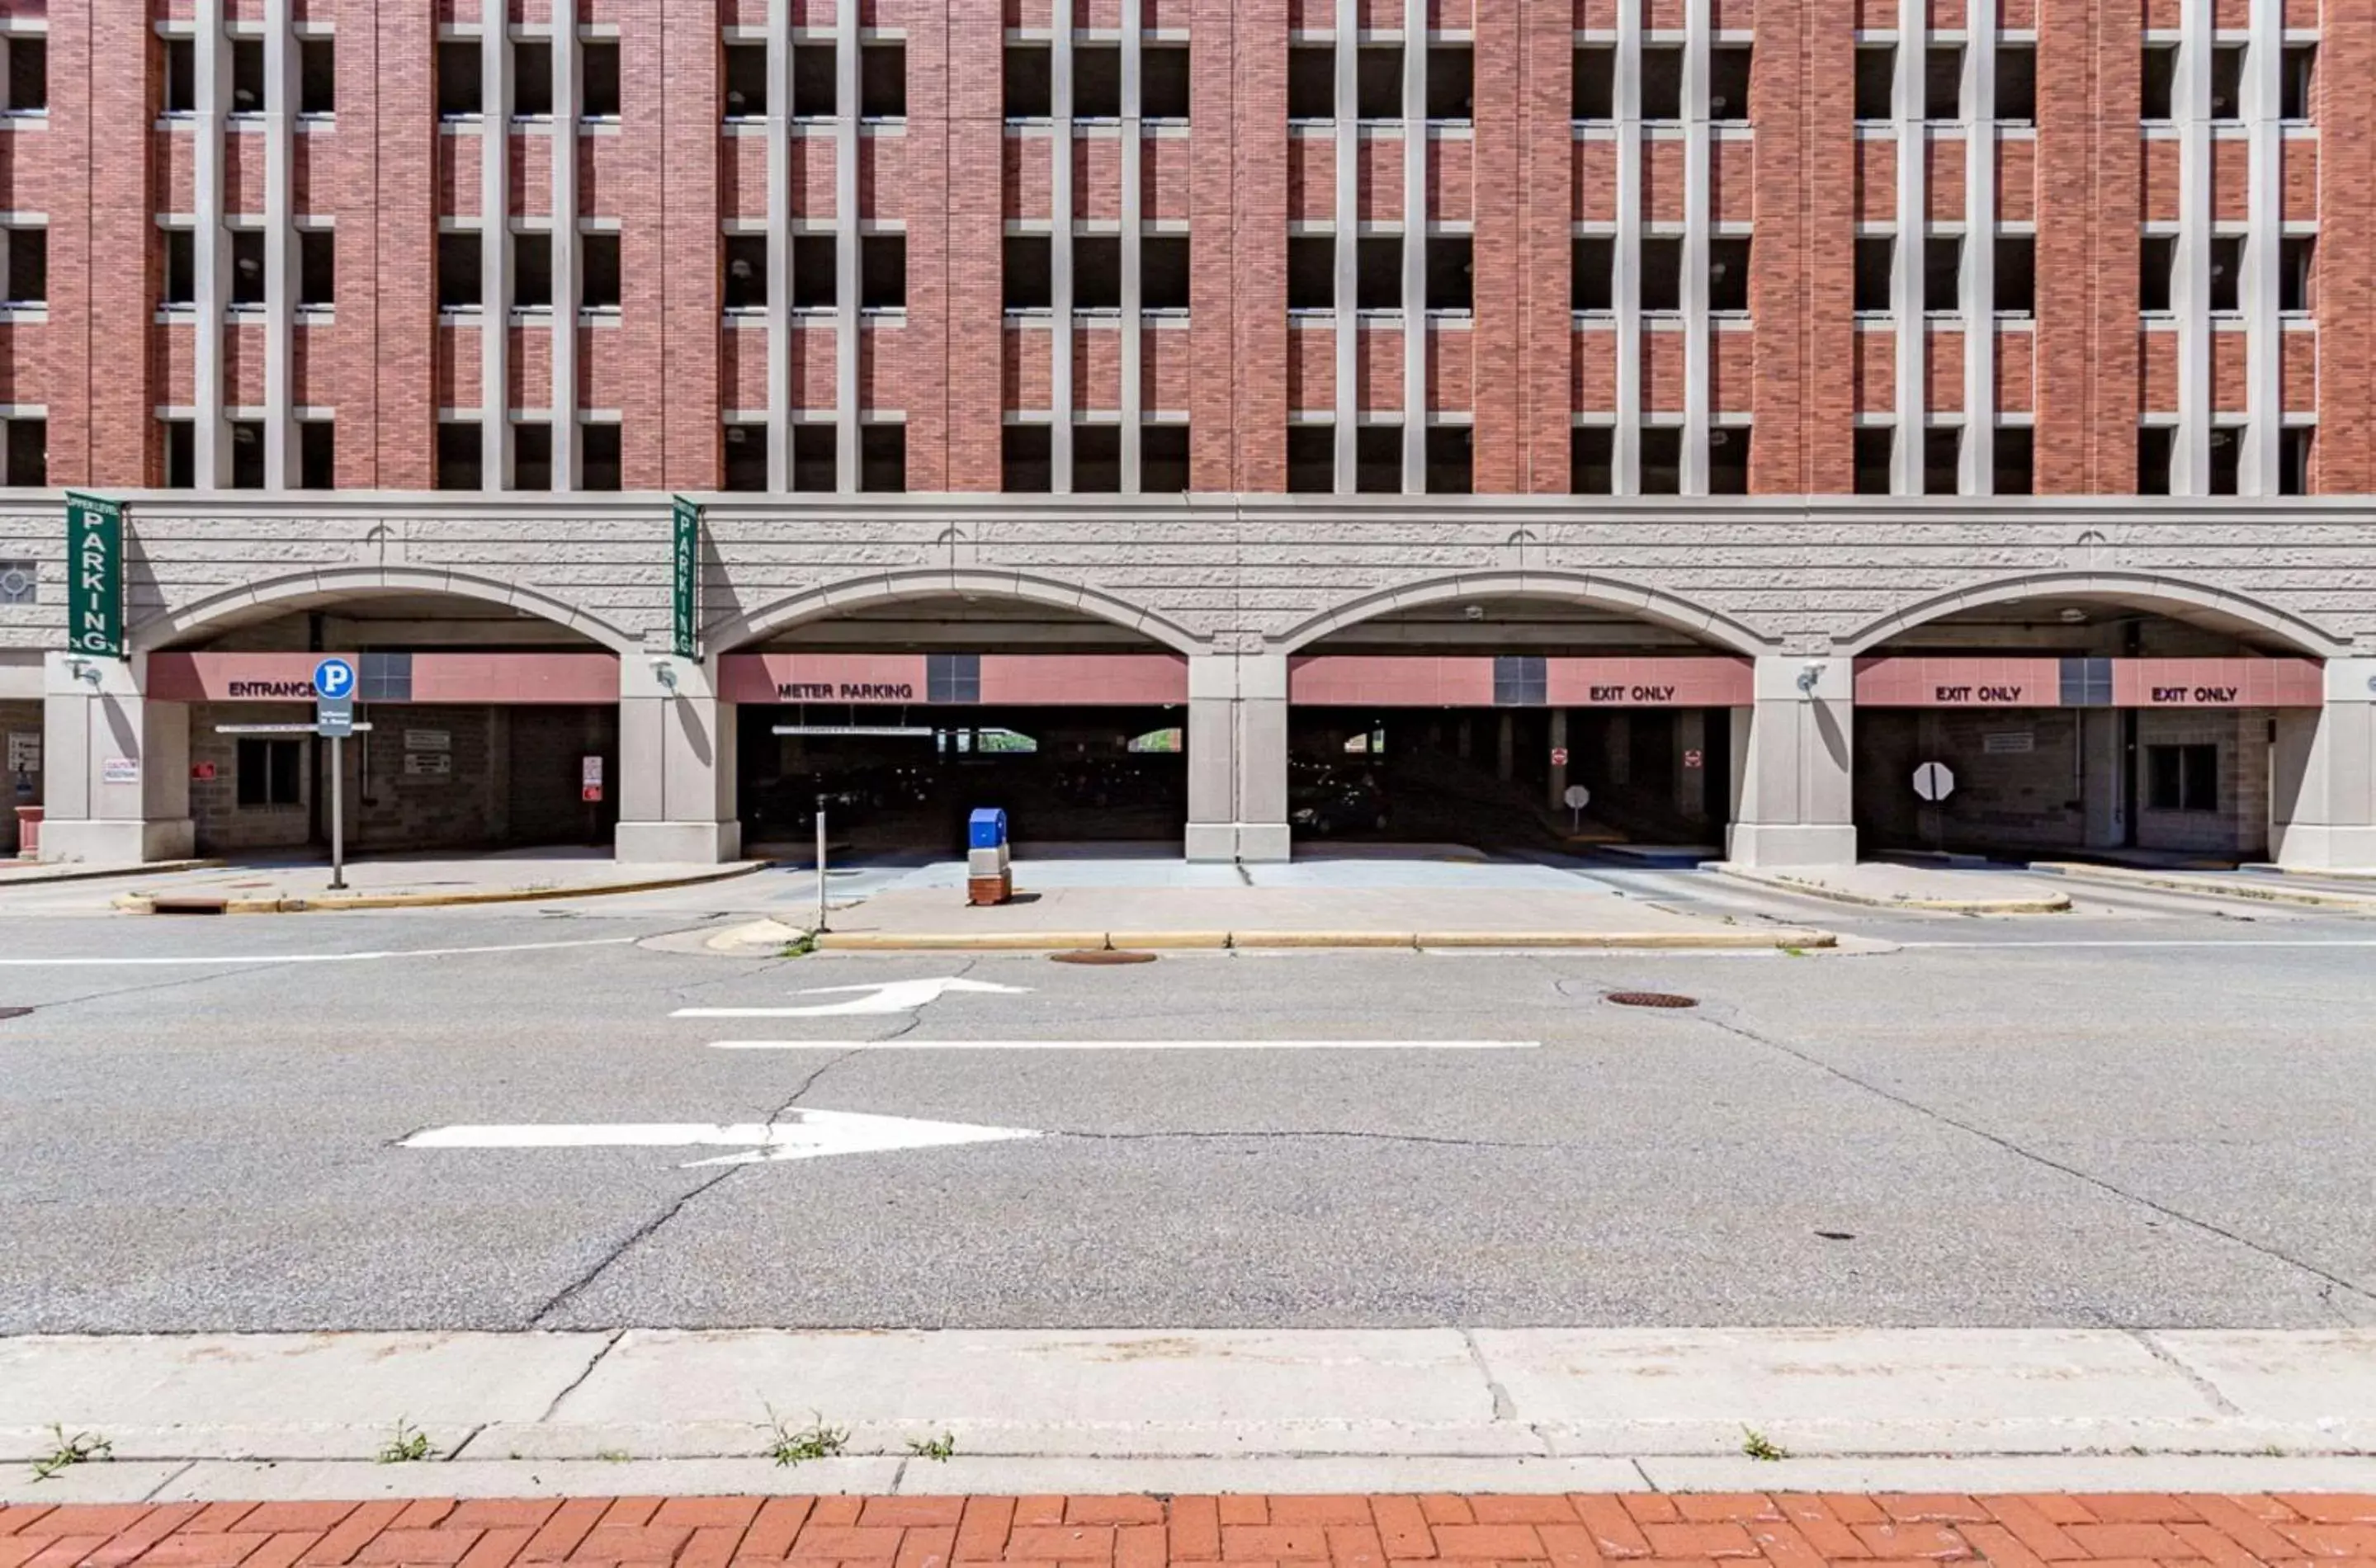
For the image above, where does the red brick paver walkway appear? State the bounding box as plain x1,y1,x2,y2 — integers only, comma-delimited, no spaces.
5,1496,2376,1568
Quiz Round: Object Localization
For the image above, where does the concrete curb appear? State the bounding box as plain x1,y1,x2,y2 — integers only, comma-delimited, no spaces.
0,858,220,887
1713,863,2072,915
2030,860,2376,910
815,928,1838,952
113,861,771,915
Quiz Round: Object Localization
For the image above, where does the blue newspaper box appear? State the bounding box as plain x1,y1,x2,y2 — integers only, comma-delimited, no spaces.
968,808,1009,850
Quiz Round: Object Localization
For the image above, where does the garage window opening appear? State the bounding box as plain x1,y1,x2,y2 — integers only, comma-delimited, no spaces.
2147,744,2219,814
236,739,305,809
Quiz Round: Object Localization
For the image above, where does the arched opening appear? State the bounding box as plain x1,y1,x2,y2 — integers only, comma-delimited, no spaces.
1850,584,2332,865
144,587,622,858
1284,590,1755,853
721,591,1193,855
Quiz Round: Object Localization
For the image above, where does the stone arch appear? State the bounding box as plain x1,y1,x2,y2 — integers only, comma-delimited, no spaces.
1835,570,2350,658
708,568,1207,657
129,565,644,656
1273,569,1776,657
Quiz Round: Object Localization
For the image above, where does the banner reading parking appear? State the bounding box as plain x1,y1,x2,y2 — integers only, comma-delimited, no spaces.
671,497,701,660
66,493,124,659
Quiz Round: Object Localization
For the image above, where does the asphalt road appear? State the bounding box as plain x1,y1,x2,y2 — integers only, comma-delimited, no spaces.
4,867,2374,1334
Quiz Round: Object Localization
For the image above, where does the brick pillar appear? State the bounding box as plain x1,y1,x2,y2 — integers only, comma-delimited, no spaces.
1750,0,1853,494
1201,0,1285,492
326,0,374,486
945,0,1002,490
64,0,157,485
1471,2,1523,494
895,0,951,493
1520,1,1575,494
372,0,437,489
663,0,722,489
2316,7,2376,493
617,0,667,489
2034,0,2140,494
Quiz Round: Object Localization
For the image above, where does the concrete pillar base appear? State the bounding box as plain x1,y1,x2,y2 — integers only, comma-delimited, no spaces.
1184,822,1293,863
2272,824,2376,873
1724,821,1859,869
615,819,743,865
40,817,196,865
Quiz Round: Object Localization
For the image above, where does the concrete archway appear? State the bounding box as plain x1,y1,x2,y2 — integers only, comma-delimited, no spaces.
1836,570,2350,659
709,569,1207,658
130,566,642,656
1273,569,1775,657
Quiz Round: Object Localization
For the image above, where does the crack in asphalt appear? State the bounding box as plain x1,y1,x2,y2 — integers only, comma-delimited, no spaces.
0,962,293,1015
525,962,971,1329
1693,1008,2376,1317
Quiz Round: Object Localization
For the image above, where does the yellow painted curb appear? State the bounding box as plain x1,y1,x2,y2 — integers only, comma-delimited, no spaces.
2031,862,2376,910
117,862,771,914
1418,928,1839,949
1104,930,1233,950
1227,931,1420,949
1716,867,2071,915
815,930,1115,952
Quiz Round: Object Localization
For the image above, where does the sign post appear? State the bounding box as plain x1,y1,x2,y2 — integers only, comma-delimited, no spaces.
314,659,358,890
1563,783,1591,836
66,493,125,660
815,793,829,937
671,497,701,661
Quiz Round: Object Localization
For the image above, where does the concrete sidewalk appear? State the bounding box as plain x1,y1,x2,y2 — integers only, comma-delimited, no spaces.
814,885,1833,951
8,1328,2376,1500
2030,860,2376,911
78,850,768,914
1711,862,2072,914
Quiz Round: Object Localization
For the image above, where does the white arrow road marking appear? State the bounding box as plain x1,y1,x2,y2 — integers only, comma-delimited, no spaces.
706,1038,1542,1051
672,976,1033,1018
400,1108,1041,1169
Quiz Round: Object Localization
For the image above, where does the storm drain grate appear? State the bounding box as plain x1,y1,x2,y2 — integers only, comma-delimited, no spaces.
1051,950,1160,966
1606,991,1698,1009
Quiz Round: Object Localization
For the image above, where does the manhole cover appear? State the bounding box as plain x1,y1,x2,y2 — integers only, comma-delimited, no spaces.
0,1007,30,1021
1606,991,1698,1009
1050,950,1159,966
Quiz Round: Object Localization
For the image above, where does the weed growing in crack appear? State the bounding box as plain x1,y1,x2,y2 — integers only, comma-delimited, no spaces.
766,1406,849,1466
1740,1426,1789,1462
31,1426,111,1481
376,1419,433,1464
905,1432,957,1462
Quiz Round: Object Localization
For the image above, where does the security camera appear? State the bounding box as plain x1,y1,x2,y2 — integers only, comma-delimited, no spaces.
1796,661,1824,695
650,656,679,692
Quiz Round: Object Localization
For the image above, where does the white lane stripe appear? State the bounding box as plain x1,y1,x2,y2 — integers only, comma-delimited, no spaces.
1893,939,2376,949
0,937,644,966
707,1039,1542,1051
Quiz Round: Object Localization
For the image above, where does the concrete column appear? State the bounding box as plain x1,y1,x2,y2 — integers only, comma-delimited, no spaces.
1050,0,1075,493
1118,0,1143,492
1185,653,1288,863
1332,0,1358,492
1613,0,1642,494
1680,0,1711,494
2174,0,2213,494
614,656,741,864
482,14,514,489
764,0,793,490
193,1,229,489
37,654,196,864
1725,655,1857,867
1892,0,1927,495
2269,660,2376,870
1401,0,1427,494
2240,0,2282,494
834,0,860,491
1547,707,1569,811
262,0,298,488
550,0,581,491
1960,0,1997,494
1495,711,1514,781
2081,706,2127,848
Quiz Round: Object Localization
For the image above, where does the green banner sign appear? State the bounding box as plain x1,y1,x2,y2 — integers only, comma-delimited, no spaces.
670,496,701,660
66,492,124,660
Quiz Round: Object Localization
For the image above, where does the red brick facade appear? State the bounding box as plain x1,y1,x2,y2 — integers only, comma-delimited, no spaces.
7,1,2357,498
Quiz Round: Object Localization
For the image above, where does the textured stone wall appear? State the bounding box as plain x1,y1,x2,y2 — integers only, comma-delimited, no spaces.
0,495,2371,661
